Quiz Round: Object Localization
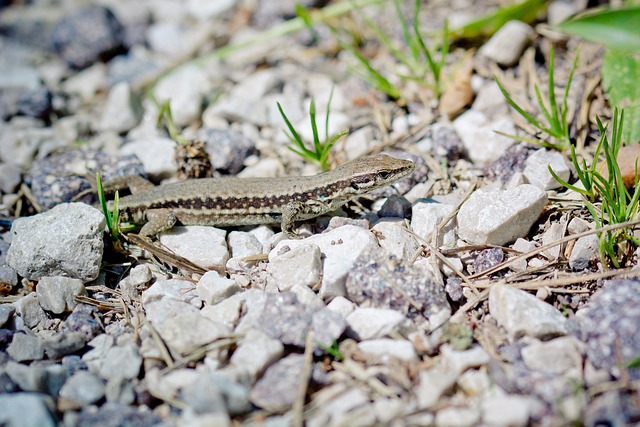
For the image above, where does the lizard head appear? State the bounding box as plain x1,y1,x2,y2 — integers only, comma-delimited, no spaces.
339,154,415,193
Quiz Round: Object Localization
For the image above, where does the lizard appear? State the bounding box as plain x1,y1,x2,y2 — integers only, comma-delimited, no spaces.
112,153,415,239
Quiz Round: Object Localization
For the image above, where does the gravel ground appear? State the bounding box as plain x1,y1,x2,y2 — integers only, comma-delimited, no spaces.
1,0,639,426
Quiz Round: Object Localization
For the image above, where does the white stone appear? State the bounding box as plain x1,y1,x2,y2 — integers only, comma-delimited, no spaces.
0,393,55,427
453,109,516,166
481,394,532,426
440,344,491,375
186,0,235,19
36,276,86,314
266,243,322,291
521,336,583,375
457,369,491,396
372,219,420,259
0,66,41,90
197,271,241,306
343,126,377,160
98,82,142,133
326,296,356,317
227,231,262,259
0,163,22,194
510,238,537,272
411,200,457,247
357,338,417,361
61,63,107,103
548,1,579,25
210,69,279,126
415,368,457,409
141,279,201,327
541,222,565,259
489,283,568,339
457,185,548,246
200,289,264,330
120,137,176,181
58,371,105,408
346,308,405,340
230,328,284,379
269,225,378,298
159,226,229,273
472,80,509,118
480,21,533,67
153,65,211,126
436,406,481,427
99,343,142,380
569,234,598,271
523,149,571,190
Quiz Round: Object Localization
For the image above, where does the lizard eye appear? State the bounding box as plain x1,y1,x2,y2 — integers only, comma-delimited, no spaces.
378,171,391,180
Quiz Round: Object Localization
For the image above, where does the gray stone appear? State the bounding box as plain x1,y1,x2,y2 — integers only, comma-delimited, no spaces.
229,328,284,379
457,185,548,246
250,354,313,412
187,0,236,19
521,336,583,375
51,5,124,69
266,243,323,291
0,392,55,427
0,125,65,168
97,82,143,133
7,332,44,362
7,203,105,282
76,402,161,427
179,373,229,417
98,342,142,380
569,234,598,271
548,1,579,25
440,344,491,375
13,293,48,328
36,276,86,314
490,283,568,339
0,303,15,327
344,247,449,326
0,163,22,194
480,20,533,67
198,128,256,175
0,66,41,91
58,370,105,410
42,331,87,359
159,310,231,356
523,149,571,190
239,292,345,348
5,361,66,396
62,304,103,340
0,265,18,289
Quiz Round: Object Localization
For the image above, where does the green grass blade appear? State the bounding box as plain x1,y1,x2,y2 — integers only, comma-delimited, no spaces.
547,46,561,132
495,77,546,130
562,47,581,133
95,173,112,230
309,99,321,155
558,6,640,52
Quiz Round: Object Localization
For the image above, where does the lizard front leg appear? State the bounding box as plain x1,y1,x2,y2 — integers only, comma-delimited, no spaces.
139,209,177,238
281,202,306,239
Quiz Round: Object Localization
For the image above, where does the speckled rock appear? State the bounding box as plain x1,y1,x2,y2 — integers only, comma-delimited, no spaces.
51,5,125,69
569,278,640,379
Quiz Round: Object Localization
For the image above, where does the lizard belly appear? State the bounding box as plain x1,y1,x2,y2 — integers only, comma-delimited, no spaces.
174,210,282,227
